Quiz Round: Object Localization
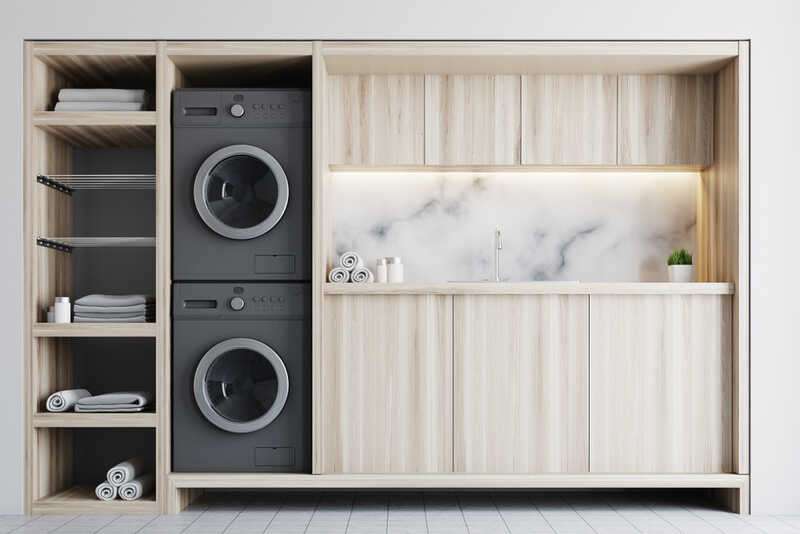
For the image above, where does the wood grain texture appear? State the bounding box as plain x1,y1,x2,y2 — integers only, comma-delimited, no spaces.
590,295,732,473
32,338,71,415
32,323,157,337
32,412,157,428
454,295,588,473
618,75,714,165
328,74,424,165
425,74,520,165
322,295,453,473
322,41,739,75
33,428,72,501
32,484,158,515
522,75,617,165
323,282,735,296
33,112,156,148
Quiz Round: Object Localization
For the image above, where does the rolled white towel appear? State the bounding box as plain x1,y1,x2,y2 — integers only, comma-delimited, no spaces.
46,389,91,412
107,456,146,487
119,473,155,501
328,267,350,283
338,251,363,271
95,481,117,501
350,267,374,284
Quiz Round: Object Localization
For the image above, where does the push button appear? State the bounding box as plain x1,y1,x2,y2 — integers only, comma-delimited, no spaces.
229,296,245,311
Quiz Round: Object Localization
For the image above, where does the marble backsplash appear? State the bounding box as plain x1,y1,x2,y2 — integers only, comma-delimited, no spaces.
330,172,697,283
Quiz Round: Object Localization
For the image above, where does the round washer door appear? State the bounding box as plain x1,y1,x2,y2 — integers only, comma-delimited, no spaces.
193,144,289,240
193,337,289,433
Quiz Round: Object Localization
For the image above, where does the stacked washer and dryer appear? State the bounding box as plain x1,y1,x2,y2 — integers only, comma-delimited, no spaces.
171,89,311,472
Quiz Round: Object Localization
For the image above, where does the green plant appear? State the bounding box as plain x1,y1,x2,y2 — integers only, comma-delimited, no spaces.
667,248,693,266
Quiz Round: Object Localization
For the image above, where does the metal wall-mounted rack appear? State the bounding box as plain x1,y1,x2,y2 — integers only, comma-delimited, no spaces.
36,236,156,253
37,174,156,195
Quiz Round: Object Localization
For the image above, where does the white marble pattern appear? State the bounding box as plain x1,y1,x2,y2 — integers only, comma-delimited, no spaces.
330,171,698,283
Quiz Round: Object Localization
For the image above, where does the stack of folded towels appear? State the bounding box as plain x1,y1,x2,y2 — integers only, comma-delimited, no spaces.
54,88,149,111
95,457,155,502
328,251,373,283
46,389,153,413
74,294,154,323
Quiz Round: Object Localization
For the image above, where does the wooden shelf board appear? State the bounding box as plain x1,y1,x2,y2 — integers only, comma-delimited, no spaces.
33,112,156,148
33,412,157,428
329,164,707,173
33,322,157,337
31,41,157,57
323,282,735,296
170,472,748,490
32,485,157,515
322,41,739,75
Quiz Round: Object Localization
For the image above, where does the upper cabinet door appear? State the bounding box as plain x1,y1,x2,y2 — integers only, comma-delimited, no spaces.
328,74,424,165
425,74,521,165
522,75,617,165
618,74,714,166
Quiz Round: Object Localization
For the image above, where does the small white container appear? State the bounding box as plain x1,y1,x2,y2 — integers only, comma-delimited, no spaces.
387,257,404,283
46,306,55,323
668,264,693,283
54,297,71,323
375,258,388,283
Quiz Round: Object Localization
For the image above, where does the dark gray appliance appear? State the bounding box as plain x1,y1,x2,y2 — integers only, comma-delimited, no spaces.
172,282,310,472
172,89,311,281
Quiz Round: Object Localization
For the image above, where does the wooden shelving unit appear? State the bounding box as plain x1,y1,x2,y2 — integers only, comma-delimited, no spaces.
22,39,750,516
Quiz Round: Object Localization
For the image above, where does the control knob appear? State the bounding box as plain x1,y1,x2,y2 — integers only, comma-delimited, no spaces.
229,103,245,118
229,296,245,311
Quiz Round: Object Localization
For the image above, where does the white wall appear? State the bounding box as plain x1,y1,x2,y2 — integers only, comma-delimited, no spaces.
0,0,797,514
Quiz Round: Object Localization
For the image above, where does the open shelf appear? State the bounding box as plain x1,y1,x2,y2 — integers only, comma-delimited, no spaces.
33,322,157,337
33,112,156,148
32,485,158,515
33,412,157,428
323,282,736,295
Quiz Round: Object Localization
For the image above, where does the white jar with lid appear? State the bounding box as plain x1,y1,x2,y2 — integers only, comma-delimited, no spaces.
387,257,404,283
54,297,71,323
375,258,388,283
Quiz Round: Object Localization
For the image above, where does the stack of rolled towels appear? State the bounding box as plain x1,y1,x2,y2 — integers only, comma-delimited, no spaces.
54,88,150,111
74,294,155,323
328,251,373,283
46,389,152,413
95,457,154,502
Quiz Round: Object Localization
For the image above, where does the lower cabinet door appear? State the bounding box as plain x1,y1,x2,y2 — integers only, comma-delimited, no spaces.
589,295,732,473
322,295,453,473
454,295,589,473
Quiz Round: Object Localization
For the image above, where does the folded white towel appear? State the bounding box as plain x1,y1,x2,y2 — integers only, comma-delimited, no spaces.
74,303,154,314
107,457,146,487
75,294,154,307
95,481,117,501
119,473,155,501
339,251,363,271
74,316,150,323
54,101,145,111
76,392,152,413
328,267,350,283
351,267,374,284
74,311,155,319
58,88,147,103
46,389,91,412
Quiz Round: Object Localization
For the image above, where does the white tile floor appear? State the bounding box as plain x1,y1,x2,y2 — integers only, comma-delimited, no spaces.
2,491,799,534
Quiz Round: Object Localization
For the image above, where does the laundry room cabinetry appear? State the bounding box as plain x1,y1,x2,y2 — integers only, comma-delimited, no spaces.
321,294,453,473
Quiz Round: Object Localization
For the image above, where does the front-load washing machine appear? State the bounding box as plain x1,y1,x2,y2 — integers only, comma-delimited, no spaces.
172,89,311,281
172,282,310,472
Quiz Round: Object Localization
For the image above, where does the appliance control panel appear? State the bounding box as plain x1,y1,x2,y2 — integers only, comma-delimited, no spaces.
173,282,310,320
173,89,311,128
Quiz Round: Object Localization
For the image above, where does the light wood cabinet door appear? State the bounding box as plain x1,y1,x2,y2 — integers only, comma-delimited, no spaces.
328,74,424,165
618,74,714,165
453,295,589,473
522,75,617,165
322,295,453,473
590,295,732,473
425,74,521,165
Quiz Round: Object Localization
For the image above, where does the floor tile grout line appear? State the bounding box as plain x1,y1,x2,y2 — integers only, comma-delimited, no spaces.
343,491,355,534
602,495,645,533
773,515,800,531
563,496,599,534
422,491,430,534
647,501,698,534
87,514,121,533
489,492,513,534
6,513,43,532
456,493,471,534
130,513,159,533
46,513,79,533
260,493,286,534
216,500,245,534
682,502,733,533
301,491,323,534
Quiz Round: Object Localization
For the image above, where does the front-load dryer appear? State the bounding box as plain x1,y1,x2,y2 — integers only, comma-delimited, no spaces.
172,89,310,281
172,282,310,472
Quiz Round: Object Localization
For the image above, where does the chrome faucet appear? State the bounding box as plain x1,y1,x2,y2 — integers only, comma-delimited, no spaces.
494,226,502,282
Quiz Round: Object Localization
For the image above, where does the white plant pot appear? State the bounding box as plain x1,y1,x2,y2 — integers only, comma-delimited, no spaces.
668,264,693,283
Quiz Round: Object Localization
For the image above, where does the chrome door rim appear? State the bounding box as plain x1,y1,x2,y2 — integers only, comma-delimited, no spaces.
193,144,289,240
193,337,289,434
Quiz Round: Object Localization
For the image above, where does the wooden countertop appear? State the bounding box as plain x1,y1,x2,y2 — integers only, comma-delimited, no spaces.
323,282,735,295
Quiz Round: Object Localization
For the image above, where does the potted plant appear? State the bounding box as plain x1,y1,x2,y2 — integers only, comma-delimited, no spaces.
667,248,693,282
